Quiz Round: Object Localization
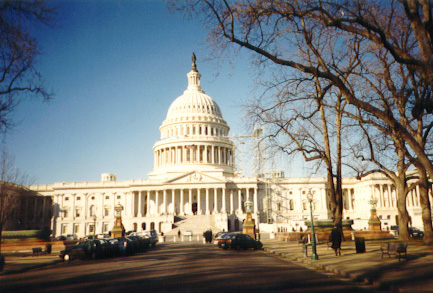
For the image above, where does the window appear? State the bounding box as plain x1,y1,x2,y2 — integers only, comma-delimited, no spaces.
62,224,67,234
63,208,68,218
89,205,95,217
75,208,81,217
103,223,109,232
117,195,121,200
77,196,81,201
105,208,110,216
302,202,307,210
289,200,294,210
91,196,95,200
89,225,95,233
105,196,109,200
74,225,79,233
65,197,69,201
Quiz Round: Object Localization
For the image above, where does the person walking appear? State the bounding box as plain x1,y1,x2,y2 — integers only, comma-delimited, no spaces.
178,230,181,238
329,224,344,256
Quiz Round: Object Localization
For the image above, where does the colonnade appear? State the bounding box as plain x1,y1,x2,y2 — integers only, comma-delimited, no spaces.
132,186,258,217
162,123,229,139
155,144,234,167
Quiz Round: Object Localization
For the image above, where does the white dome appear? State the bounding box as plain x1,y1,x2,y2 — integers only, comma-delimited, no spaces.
166,91,223,120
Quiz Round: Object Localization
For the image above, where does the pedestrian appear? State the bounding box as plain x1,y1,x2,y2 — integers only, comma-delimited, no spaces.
329,224,343,256
178,230,181,238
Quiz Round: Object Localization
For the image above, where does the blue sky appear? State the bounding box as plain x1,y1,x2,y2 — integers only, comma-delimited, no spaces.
6,0,300,184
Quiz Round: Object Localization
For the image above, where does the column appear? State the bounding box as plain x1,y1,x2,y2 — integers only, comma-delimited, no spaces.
206,188,210,215
146,191,150,216
214,188,218,213
163,190,167,214
189,189,193,214
138,191,142,217
100,193,105,219
222,188,226,213
211,146,215,164
72,194,76,219
246,188,250,201
230,189,234,214
254,187,258,213
155,191,159,215
172,190,176,214
197,188,202,215
238,189,242,213
180,189,184,215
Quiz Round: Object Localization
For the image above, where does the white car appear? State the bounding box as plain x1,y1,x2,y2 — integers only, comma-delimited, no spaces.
184,230,193,236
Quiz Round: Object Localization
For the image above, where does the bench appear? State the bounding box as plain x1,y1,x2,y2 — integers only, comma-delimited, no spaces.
381,241,407,261
32,247,43,256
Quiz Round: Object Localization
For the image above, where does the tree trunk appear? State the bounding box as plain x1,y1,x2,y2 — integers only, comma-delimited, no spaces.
417,167,433,245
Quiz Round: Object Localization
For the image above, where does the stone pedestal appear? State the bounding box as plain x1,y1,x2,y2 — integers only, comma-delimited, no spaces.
111,216,125,238
368,208,382,231
368,199,381,231
243,212,256,239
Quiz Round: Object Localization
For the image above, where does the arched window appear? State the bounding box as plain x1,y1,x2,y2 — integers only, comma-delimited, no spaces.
289,200,294,210
89,205,95,217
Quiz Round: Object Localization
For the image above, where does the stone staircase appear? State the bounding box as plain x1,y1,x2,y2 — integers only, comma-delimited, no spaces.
165,215,217,236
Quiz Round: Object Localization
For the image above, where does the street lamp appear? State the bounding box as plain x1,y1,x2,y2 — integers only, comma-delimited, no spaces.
93,215,97,239
307,191,319,260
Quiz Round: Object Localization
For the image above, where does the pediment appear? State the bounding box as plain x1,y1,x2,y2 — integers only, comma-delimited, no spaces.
164,171,225,184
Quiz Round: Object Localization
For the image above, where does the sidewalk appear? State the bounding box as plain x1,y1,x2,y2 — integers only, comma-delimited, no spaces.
0,251,62,276
262,238,433,292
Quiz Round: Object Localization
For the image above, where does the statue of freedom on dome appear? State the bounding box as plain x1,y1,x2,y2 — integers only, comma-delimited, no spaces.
192,52,197,71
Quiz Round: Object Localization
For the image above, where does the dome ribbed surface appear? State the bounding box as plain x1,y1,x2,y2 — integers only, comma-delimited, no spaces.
166,92,222,120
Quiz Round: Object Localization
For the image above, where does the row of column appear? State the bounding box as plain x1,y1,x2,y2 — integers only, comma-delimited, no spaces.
133,187,258,217
155,144,233,167
163,124,229,139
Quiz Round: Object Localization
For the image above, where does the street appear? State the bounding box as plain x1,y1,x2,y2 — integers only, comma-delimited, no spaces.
0,242,375,292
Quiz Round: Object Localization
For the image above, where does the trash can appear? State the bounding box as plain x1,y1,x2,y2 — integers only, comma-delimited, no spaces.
355,237,366,253
45,243,52,254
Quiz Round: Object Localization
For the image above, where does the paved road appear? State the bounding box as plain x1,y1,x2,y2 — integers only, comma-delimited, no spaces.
0,242,376,292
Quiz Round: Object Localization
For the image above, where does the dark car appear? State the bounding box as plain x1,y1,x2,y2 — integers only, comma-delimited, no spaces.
390,226,424,238
115,237,136,256
409,227,424,238
88,239,113,259
220,233,262,250
213,232,228,245
59,241,88,261
128,235,150,252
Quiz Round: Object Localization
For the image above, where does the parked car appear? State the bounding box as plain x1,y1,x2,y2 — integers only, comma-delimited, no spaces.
115,237,136,256
213,232,228,245
141,230,158,247
390,226,424,238
59,241,87,261
66,234,78,240
128,235,150,252
409,227,424,238
184,230,193,236
220,233,262,250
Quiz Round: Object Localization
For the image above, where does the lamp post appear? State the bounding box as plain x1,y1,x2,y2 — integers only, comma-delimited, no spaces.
93,215,97,239
307,191,319,260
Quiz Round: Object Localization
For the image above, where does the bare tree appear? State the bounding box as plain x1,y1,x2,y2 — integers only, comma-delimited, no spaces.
0,150,32,254
0,0,56,134
170,0,433,188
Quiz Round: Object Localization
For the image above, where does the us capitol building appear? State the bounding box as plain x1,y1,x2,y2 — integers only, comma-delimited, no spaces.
29,56,429,238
